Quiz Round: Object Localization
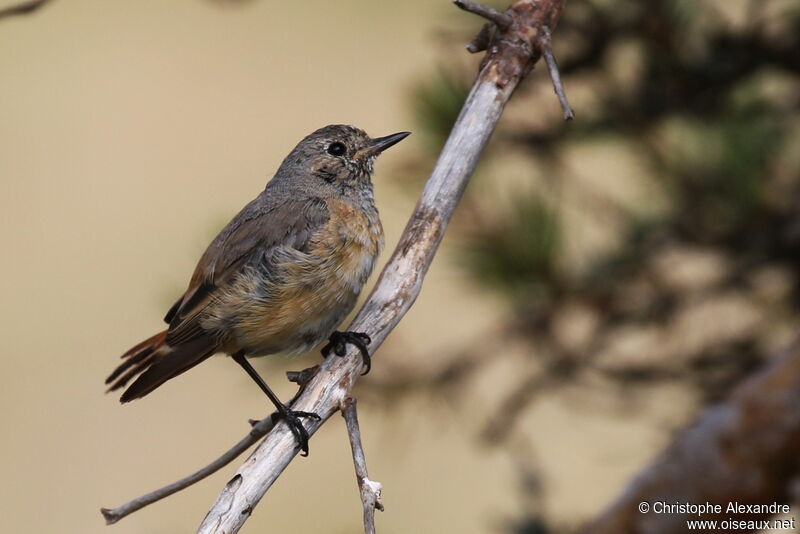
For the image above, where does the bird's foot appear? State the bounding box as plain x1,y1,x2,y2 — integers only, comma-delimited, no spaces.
277,407,320,456
321,331,372,375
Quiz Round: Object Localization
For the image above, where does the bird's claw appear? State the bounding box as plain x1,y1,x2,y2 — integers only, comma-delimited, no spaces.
321,331,373,375
279,409,320,456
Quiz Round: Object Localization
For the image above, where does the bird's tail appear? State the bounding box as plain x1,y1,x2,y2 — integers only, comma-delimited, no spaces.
105,330,217,403
105,330,167,393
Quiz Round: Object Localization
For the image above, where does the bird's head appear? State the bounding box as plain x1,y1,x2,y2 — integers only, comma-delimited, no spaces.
278,124,410,189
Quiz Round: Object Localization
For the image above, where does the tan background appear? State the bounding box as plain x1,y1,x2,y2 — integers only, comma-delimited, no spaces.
0,1,686,532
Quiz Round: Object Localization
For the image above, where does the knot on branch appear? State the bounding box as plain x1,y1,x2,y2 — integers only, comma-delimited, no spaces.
454,0,574,119
286,364,319,387
362,477,385,512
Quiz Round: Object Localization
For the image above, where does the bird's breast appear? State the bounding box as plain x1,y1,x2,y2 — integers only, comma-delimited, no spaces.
210,197,383,356
317,197,384,291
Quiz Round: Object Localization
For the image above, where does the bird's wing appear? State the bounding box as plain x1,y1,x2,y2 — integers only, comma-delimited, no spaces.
163,195,331,346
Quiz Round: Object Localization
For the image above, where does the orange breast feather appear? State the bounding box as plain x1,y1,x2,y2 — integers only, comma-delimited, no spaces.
216,198,383,355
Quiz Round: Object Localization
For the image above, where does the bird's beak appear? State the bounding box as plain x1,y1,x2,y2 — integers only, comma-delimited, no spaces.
358,131,411,158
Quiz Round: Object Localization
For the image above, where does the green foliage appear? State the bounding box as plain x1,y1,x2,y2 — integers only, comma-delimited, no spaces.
409,0,800,302
657,99,786,233
410,68,470,153
460,196,561,300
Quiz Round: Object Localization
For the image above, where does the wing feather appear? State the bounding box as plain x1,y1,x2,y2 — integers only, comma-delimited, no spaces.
164,196,330,346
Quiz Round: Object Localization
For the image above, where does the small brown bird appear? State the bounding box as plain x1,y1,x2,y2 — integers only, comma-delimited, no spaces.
106,125,410,454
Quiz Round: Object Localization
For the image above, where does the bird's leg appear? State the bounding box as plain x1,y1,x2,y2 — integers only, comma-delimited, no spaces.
321,331,372,375
231,351,320,456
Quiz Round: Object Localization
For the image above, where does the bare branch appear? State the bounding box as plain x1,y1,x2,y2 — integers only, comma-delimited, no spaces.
342,398,384,534
196,2,569,531
454,0,513,30
539,27,575,120
101,363,325,522
0,0,52,21
100,413,278,524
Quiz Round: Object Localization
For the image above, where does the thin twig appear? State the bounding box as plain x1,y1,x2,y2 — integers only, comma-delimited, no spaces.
341,398,384,534
540,26,575,120
102,364,321,522
454,0,512,30
100,412,278,524
0,0,52,21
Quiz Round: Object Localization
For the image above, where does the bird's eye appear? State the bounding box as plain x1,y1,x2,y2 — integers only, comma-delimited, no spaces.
327,142,346,156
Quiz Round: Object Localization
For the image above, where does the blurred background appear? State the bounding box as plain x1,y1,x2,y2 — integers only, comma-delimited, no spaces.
1,0,799,533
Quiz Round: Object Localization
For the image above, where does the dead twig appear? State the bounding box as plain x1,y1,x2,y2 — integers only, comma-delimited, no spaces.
457,0,573,122
539,26,575,120
101,364,324,523
342,398,384,534
101,413,279,524
454,0,513,29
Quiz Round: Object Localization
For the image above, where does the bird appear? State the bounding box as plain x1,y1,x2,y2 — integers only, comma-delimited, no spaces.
105,124,410,454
